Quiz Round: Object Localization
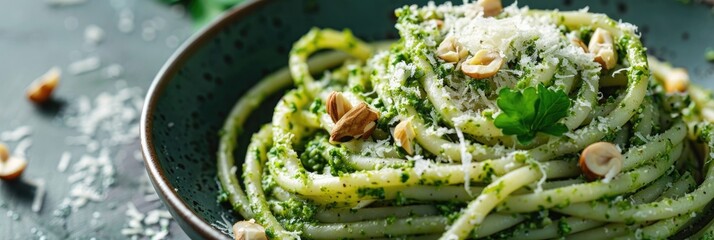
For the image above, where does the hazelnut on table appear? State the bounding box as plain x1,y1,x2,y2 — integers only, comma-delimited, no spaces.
26,67,61,104
0,143,28,181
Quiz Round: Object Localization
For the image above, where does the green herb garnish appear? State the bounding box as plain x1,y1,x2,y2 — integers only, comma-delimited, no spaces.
494,84,571,144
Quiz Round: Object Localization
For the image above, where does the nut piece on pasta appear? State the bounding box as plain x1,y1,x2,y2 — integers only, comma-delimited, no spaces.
588,28,617,70
233,220,268,240
661,68,689,93
393,118,416,155
648,56,689,93
27,67,61,104
327,91,353,123
431,19,444,29
656,67,689,93
330,103,380,143
436,35,469,63
571,37,589,53
461,49,504,79
579,142,623,182
477,0,503,17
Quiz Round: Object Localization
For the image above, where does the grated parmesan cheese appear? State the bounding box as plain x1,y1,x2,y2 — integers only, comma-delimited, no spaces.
454,126,473,196
84,25,105,45
53,87,143,216
117,9,135,33
211,213,235,236
121,202,174,240
389,61,415,90
57,151,72,172
0,126,33,142
103,64,124,79
408,155,431,177
68,56,101,75
30,178,46,213
432,2,600,114
142,27,157,42
14,139,32,158
361,139,392,158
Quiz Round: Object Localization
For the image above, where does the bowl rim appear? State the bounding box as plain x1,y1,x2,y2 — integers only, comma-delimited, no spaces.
140,0,270,239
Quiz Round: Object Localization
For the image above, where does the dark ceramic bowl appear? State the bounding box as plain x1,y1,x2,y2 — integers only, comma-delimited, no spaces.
141,0,714,238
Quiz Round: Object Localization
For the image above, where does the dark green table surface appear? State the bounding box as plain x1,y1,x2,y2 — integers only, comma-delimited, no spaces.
0,1,193,239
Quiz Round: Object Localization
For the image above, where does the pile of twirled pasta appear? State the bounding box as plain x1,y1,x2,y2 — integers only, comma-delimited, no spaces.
217,1,714,239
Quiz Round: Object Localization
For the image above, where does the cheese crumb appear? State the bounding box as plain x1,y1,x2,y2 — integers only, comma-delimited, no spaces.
68,56,101,75
84,25,105,45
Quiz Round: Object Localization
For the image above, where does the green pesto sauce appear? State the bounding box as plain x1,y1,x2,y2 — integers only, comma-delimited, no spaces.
308,98,324,115
400,172,411,183
481,163,496,184
299,134,329,172
357,187,386,199
261,170,278,194
436,201,466,224
216,190,229,203
275,198,317,222
483,181,506,195
577,26,594,43
328,147,354,176
557,219,572,235
616,35,631,66
265,228,276,238
394,191,411,206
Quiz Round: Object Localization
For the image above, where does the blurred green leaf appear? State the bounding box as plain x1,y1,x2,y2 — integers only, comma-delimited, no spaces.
159,0,244,27
212,0,244,6
706,48,714,62
188,0,225,27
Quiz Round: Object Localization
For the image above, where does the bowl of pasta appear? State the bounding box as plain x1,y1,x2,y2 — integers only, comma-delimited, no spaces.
141,0,714,239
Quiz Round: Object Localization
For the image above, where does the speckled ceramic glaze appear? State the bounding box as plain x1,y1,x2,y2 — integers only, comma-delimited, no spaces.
141,0,714,239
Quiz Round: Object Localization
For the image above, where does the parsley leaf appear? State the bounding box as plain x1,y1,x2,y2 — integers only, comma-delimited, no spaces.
494,84,571,144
